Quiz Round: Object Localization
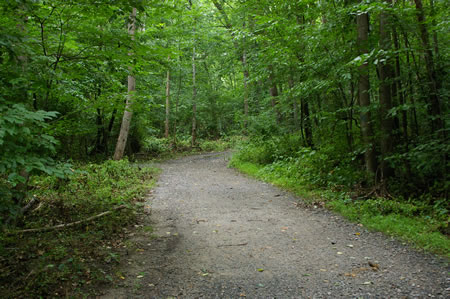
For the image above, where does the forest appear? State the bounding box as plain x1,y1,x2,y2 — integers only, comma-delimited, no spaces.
0,0,448,297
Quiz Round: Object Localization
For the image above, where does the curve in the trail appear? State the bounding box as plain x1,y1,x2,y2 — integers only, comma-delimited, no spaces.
101,152,449,298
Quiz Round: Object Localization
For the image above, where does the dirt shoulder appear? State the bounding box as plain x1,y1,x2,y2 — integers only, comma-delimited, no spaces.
100,152,449,298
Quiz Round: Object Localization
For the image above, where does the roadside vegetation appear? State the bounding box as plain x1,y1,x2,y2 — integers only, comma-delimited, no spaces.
0,138,234,297
230,137,449,258
0,160,157,297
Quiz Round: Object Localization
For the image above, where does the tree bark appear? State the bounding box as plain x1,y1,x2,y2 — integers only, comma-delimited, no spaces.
191,45,197,146
165,59,171,139
413,0,443,133
378,1,395,179
392,26,408,144
243,49,249,134
114,7,136,160
356,11,377,175
302,100,313,147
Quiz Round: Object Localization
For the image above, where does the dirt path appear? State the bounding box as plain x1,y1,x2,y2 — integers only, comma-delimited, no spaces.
101,152,449,298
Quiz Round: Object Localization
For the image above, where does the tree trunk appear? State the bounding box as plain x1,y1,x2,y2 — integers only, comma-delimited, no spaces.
165,62,170,139
302,100,313,147
392,26,408,144
288,76,299,131
242,49,249,134
413,0,443,133
378,1,395,179
191,45,197,147
356,11,377,175
114,7,136,160
429,0,439,58
268,65,281,124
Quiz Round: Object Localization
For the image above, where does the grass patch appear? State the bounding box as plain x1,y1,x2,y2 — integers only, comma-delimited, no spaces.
230,155,450,258
327,200,450,257
0,159,159,298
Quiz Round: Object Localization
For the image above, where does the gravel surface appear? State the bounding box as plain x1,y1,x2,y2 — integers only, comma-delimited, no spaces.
101,152,449,298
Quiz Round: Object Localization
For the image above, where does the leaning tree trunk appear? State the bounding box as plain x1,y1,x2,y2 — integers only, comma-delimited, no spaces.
356,10,377,175
114,7,136,161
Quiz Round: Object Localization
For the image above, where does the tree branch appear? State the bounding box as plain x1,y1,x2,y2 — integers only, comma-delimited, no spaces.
7,205,128,234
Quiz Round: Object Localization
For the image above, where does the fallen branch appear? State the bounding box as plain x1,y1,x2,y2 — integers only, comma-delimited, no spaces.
8,205,128,234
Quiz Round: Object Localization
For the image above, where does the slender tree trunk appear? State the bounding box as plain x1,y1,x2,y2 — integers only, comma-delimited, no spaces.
299,99,305,143
104,108,117,154
357,11,377,176
288,76,299,131
302,100,313,147
191,45,197,147
429,0,439,58
392,26,408,144
114,7,136,160
378,1,395,179
165,60,171,139
405,43,419,137
242,49,249,134
413,0,443,133
93,108,104,154
268,65,281,124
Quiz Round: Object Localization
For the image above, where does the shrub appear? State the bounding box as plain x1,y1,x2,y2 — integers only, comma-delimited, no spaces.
141,137,170,156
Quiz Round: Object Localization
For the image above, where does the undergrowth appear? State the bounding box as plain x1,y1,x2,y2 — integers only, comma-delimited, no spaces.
139,136,241,160
0,159,158,298
230,137,450,258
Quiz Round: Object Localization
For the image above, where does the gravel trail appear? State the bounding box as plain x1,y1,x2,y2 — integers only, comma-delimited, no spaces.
101,152,449,298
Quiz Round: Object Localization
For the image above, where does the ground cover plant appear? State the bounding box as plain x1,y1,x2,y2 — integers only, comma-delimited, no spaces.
0,159,158,297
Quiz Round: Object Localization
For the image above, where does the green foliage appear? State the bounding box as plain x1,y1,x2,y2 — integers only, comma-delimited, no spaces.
0,102,74,224
328,199,449,257
0,103,66,185
231,152,449,257
0,159,158,298
142,136,171,156
231,136,363,189
140,135,237,159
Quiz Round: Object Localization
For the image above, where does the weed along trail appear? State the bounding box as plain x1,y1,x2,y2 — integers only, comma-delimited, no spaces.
101,152,449,298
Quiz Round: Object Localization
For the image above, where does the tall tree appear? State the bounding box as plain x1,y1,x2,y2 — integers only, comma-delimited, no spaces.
114,7,137,160
191,43,197,146
211,0,250,133
413,0,443,133
165,57,171,139
356,9,377,175
378,0,395,179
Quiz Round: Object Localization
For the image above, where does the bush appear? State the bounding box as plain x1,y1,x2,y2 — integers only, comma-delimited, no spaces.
141,137,170,156
232,136,363,189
